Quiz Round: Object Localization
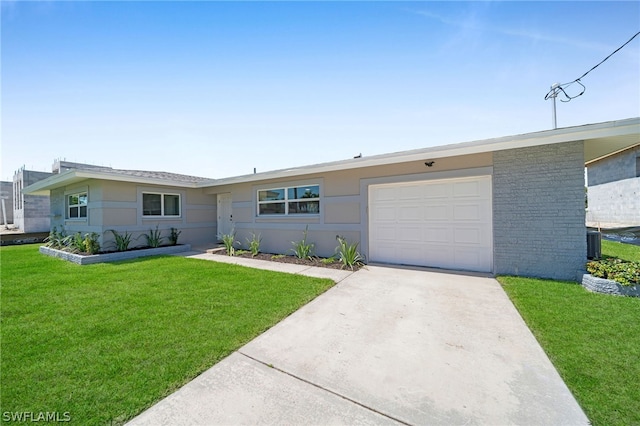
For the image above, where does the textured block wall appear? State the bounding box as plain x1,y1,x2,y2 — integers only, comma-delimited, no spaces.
493,141,586,281
13,170,53,232
22,171,53,232
586,177,640,225
0,181,14,224
587,146,639,186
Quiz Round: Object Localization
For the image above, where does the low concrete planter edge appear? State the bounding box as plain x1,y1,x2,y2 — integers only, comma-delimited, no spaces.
39,244,191,265
581,273,640,298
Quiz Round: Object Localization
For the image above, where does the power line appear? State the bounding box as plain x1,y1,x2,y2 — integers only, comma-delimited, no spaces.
545,31,640,103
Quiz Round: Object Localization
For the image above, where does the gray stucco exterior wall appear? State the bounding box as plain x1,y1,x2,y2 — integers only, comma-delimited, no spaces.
493,141,586,280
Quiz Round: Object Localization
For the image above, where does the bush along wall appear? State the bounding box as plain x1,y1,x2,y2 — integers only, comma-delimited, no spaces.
584,257,640,297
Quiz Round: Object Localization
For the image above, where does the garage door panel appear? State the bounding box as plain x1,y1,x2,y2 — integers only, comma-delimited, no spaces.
453,204,481,221
374,245,398,262
373,206,397,221
397,226,423,242
424,204,450,221
399,205,422,221
423,183,451,198
399,245,427,264
454,248,491,270
453,180,481,198
374,226,396,241
423,226,452,243
399,185,423,200
373,187,398,201
369,176,492,272
424,246,455,266
453,228,481,244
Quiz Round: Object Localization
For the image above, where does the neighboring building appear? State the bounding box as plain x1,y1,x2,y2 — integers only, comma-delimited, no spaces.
586,143,640,227
13,167,53,232
25,118,640,281
1,181,14,225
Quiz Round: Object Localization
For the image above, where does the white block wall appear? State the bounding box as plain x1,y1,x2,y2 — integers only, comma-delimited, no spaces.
586,177,640,225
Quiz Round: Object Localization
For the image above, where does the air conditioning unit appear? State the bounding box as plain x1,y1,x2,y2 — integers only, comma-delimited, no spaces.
587,231,601,260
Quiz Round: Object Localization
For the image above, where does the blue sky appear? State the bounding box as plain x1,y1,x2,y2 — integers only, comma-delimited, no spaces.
2,1,639,180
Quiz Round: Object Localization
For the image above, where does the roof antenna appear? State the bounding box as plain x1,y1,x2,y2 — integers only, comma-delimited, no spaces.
549,83,560,129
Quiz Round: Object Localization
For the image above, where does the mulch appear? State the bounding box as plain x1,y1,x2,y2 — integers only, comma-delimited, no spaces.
213,249,362,270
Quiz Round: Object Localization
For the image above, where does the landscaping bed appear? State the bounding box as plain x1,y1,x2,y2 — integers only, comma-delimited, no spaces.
213,248,364,270
583,240,639,297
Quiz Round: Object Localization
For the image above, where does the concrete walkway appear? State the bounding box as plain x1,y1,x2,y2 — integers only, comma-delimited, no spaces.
128,255,589,425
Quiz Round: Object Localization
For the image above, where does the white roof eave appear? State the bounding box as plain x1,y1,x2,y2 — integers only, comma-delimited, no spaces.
198,117,640,188
23,169,200,195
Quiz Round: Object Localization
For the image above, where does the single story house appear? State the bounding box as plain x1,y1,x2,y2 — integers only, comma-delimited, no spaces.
25,118,640,280
586,143,640,227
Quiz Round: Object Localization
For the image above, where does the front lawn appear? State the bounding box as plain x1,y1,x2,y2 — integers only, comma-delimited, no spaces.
499,241,640,426
0,244,334,424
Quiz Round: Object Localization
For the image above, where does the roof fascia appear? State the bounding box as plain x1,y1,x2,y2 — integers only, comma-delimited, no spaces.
198,118,640,188
24,169,200,195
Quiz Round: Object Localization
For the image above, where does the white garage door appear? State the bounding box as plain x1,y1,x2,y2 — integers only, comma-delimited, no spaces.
369,176,493,272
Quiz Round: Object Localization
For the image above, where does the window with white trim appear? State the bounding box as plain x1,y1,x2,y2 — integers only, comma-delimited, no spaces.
67,192,88,219
258,185,320,215
142,192,181,217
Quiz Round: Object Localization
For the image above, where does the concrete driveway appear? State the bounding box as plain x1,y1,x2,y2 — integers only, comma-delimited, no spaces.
128,264,589,425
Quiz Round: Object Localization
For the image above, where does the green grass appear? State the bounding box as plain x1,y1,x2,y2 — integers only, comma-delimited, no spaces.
1,244,334,425
601,239,640,262
499,242,640,426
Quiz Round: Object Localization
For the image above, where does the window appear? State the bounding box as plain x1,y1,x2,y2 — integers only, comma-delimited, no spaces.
636,156,640,177
258,185,319,215
67,192,87,219
143,193,180,217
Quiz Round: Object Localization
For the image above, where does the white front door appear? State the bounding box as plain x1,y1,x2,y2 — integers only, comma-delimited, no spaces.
369,176,493,272
217,193,233,239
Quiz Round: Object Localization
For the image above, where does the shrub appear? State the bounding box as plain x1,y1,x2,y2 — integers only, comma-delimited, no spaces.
109,230,135,252
335,235,365,270
44,228,100,255
83,232,101,255
246,232,262,257
69,232,85,253
144,225,163,248
44,226,67,250
169,228,181,246
218,230,238,256
587,257,640,286
291,226,315,260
